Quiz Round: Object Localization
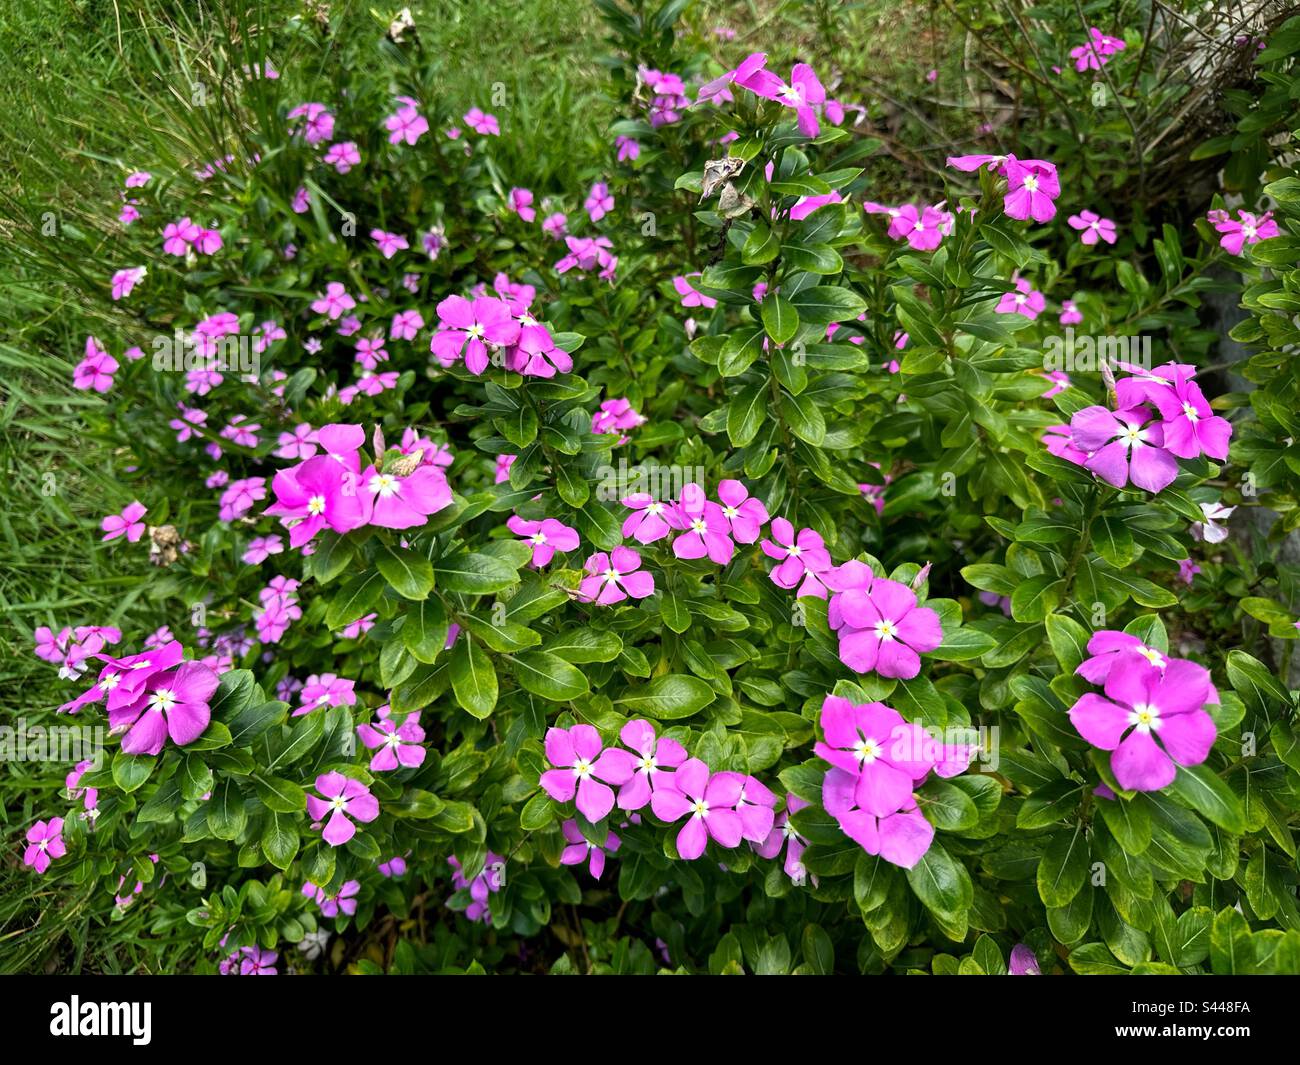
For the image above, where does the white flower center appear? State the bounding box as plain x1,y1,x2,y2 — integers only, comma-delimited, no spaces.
573,758,594,778
149,688,177,712
1182,402,1199,423
690,798,710,818
723,505,739,518
787,544,802,557
1023,174,1039,192
530,532,547,545
854,738,882,765
307,495,327,515
1138,646,1166,668
874,619,898,641
639,754,656,772
100,672,121,692
369,474,400,497
690,518,708,534
1129,703,1162,734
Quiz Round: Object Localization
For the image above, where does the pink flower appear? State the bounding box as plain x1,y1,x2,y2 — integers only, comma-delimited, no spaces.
463,107,499,135
495,454,516,484
357,712,426,771
291,185,311,213
1191,501,1235,544
1076,630,1171,685
666,483,734,564
829,571,944,679
716,479,769,543
359,464,452,529
1209,209,1279,255
761,518,832,596
370,229,409,259
615,135,640,162
24,819,66,874
73,336,118,393
541,725,634,821
815,695,937,815
997,277,1046,319
1010,944,1042,975
339,613,377,639
110,266,147,300
1068,209,1117,245
390,310,424,341
125,170,151,188
621,494,674,544
1178,558,1202,584
507,515,580,566
219,477,267,522
605,719,688,811
672,274,717,310
578,547,655,604
275,423,318,460
584,181,614,222
1001,156,1060,223
822,766,934,868
162,217,201,255
242,535,284,564
312,282,356,320
322,141,361,173
1069,653,1217,791
116,660,220,756
101,501,147,542
288,102,335,144
1069,405,1179,492
508,187,535,221
384,103,429,145
307,772,380,846
754,794,813,882
542,212,567,239
561,820,621,878
507,323,573,378
650,759,745,859
430,295,521,374
1071,27,1126,71
265,454,368,549
1059,299,1083,325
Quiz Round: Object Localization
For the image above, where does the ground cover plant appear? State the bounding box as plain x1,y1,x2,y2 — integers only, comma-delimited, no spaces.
3,0,1300,976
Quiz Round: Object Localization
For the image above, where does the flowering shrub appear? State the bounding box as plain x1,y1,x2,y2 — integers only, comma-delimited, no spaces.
11,1,1300,976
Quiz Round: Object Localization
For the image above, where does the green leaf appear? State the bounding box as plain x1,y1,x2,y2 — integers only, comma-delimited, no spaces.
906,842,973,923
1037,823,1090,907
254,774,307,814
402,598,449,663
112,753,156,793
375,543,435,600
262,812,299,870
727,381,768,447
208,779,247,841
1167,764,1246,833
510,651,590,701
761,294,800,345
1010,575,1063,623
450,637,498,719
1044,613,1091,673
324,570,386,629
434,551,521,595
614,674,716,720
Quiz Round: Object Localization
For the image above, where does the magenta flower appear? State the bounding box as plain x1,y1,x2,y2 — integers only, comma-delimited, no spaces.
672,274,717,310
357,713,426,771
370,229,409,259
761,518,832,596
73,336,118,393
754,794,813,882
431,294,521,374
733,775,777,842
464,107,500,135
1069,654,1217,791
162,217,200,255
815,695,936,815
1208,209,1279,255
541,724,634,822
390,309,424,341
110,266,146,300
667,483,734,564
508,323,573,378
716,479,769,543
584,181,614,222
218,477,267,522
288,102,335,144
307,772,380,846
606,718,687,810
1070,27,1126,71
615,135,640,162
242,535,284,565
650,759,744,859
1059,299,1083,325
116,661,220,756
733,60,826,137
830,574,944,679
823,766,934,868
379,856,407,878
1068,209,1117,245
448,853,504,923
311,282,356,320
891,204,951,250
997,277,1046,319
360,464,451,529
101,501,147,542
1076,629,1171,684
621,494,673,544
1041,369,1071,398
296,672,357,716
23,818,66,874
265,455,368,549
1002,156,1060,222
508,187,535,221
561,820,621,878
1118,369,1232,461
323,141,360,172
542,212,567,239
1069,405,1179,492
1178,558,1201,584
578,547,655,604
384,103,428,145
1009,944,1042,975
275,423,318,460
495,453,516,484
507,515,580,566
